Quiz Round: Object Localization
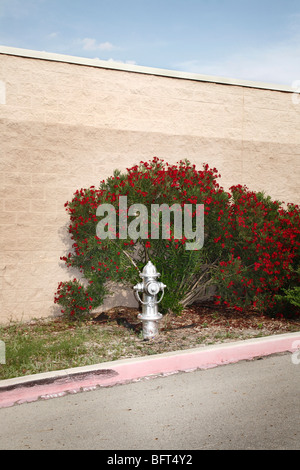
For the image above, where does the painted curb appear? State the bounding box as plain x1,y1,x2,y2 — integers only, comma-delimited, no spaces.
0,332,299,409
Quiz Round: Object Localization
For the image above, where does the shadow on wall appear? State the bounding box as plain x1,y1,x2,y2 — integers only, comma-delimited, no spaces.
101,284,139,312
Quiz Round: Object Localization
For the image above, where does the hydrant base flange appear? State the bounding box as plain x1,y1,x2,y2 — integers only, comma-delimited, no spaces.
138,313,163,340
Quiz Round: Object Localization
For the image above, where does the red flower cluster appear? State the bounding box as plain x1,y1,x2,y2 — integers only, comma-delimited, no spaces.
54,279,94,318
213,185,300,314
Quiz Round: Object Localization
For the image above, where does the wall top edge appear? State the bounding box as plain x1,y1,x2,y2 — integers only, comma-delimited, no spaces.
0,44,295,93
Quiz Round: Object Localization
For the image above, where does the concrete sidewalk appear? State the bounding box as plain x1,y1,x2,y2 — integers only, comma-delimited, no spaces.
1,331,300,409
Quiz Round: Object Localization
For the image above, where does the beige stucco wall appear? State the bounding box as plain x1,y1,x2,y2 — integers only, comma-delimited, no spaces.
0,47,299,323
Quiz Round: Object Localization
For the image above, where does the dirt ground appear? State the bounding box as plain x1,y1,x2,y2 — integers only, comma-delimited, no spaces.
92,302,300,354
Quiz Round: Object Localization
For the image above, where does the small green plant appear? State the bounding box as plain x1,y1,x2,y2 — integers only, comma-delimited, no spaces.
274,286,300,316
282,286,300,308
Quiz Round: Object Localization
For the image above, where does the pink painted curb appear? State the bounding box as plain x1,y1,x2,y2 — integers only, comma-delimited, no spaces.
1,332,299,409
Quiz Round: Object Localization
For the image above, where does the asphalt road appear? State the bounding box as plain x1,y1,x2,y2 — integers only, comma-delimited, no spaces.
0,352,299,450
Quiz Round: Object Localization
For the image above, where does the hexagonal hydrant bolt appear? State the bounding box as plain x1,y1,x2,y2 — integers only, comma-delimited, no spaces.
133,261,166,340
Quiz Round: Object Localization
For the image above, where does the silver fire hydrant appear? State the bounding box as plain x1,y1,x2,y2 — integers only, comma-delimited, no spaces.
133,261,166,340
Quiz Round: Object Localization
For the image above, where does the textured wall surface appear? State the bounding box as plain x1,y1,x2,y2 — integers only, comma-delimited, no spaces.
0,49,299,323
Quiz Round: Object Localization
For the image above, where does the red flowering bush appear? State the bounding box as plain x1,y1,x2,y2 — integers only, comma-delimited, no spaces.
54,157,229,318
213,185,300,316
54,157,300,320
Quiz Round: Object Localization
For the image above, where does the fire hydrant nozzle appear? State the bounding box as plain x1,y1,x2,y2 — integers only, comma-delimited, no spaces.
133,261,166,340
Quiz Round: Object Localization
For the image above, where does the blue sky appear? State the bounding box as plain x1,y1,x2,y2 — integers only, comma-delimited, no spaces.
0,0,300,85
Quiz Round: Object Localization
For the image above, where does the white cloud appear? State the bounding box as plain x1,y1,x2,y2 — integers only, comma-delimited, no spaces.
79,38,116,52
92,57,137,66
107,58,137,65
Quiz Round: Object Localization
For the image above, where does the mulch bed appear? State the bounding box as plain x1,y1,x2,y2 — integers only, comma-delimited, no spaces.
91,301,300,352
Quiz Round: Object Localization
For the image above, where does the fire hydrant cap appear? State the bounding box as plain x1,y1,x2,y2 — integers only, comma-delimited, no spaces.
146,281,160,296
140,260,160,278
